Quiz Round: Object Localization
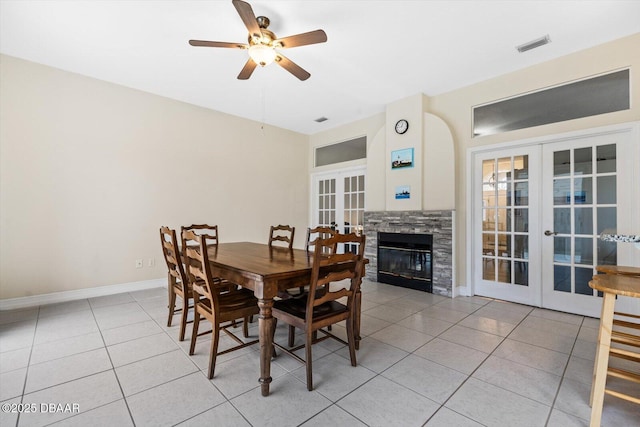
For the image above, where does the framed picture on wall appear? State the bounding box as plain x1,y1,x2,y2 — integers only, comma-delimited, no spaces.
395,185,411,199
391,148,414,169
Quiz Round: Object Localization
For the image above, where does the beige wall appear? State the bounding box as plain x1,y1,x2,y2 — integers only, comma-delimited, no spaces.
385,94,425,210
0,55,309,300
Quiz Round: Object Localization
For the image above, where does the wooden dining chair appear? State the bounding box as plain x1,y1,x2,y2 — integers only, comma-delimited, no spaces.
269,224,295,249
183,230,260,379
160,226,192,342
181,227,253,336
271,232,366,391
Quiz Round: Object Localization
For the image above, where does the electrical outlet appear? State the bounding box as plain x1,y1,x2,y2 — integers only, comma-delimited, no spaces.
135,259,143,269
148,258,155,267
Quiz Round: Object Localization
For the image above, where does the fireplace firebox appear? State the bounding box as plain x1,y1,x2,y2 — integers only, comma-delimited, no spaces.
377,232,433,292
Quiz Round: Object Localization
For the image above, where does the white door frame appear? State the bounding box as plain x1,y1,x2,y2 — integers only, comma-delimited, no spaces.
465,122,640,304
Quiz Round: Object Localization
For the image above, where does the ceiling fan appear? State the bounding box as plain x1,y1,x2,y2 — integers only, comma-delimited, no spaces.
189,0,327,81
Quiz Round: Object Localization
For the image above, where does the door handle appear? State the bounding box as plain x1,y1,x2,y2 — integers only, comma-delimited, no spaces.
544,230,558,236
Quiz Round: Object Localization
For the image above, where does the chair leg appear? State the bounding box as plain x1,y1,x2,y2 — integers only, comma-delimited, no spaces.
305,330,314,391
189,308,200,355
346,316,357,367
288,325,296,347
208,324,220,379
167,281,176,327
179,293,189,341
243,316,250,338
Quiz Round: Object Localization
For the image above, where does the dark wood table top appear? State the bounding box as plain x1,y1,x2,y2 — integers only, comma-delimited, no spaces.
206,242,313,278
205,242,368,298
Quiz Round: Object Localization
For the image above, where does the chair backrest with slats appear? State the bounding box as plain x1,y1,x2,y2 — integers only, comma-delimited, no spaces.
182,230,220,309
181,224,219,280
305,226,337,253
181,224,219,250
306,233,366,318
269,224,295,249
159,227,188,292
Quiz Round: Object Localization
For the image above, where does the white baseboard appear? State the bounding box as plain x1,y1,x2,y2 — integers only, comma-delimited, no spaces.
0,278,166,311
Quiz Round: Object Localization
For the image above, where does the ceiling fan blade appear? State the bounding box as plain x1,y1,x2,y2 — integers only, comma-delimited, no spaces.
189,40,248,49
275,54,310,81
232,0,261,39
275,30,327,48
237,58,258,80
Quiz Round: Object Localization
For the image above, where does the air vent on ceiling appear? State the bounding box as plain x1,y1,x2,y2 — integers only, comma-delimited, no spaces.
516,35,551,53
314,117,329,123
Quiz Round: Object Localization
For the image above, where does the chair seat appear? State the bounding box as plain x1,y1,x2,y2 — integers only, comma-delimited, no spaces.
197,288,258,320
274,297,348,323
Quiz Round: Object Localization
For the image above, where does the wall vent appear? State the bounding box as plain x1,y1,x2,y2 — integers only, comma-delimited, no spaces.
516,35,551,53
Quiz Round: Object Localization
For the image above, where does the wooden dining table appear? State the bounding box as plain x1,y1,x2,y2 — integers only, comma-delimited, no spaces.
205,242,364,396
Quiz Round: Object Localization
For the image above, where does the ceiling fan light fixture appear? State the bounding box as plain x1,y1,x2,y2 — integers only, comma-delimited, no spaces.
248,44,276,66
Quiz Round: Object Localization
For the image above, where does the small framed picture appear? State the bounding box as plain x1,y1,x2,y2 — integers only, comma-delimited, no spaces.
391,148,414,169
395,185,411,199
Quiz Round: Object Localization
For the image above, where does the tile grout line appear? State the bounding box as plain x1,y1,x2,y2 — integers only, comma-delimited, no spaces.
83,295,136,426
15,305,41,427
542,315,588,427
420,298,502,425
325,293,494,426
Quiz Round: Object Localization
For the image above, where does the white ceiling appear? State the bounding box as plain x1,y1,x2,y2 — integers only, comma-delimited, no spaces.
2,1,639,135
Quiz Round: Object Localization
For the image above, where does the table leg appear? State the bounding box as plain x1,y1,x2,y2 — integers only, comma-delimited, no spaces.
258,298,274,396
589,292,615,427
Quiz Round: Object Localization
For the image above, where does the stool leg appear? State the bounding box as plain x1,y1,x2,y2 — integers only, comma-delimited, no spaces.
589,292,615,427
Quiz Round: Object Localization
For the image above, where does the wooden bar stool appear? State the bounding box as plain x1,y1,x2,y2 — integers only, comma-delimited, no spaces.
588,273,640,427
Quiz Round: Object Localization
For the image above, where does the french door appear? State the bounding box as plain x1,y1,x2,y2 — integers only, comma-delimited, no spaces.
541,132,636,317
472,124,639,317
473,147,541,306
311,167,365,253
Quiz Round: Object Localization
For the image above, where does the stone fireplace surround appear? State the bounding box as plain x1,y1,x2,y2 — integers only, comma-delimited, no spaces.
363,210,454,297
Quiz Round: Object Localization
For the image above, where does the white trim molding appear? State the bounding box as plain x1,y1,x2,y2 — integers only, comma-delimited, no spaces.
0,278,166,311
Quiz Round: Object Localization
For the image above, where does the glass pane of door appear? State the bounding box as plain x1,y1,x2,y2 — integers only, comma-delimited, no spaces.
343,173,365,253
551,145,617,297
474,146,539,306
317,178,336,228
481,155,530,287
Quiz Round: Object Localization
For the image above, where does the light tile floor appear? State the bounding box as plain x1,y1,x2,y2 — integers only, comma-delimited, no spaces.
1,280,638,426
